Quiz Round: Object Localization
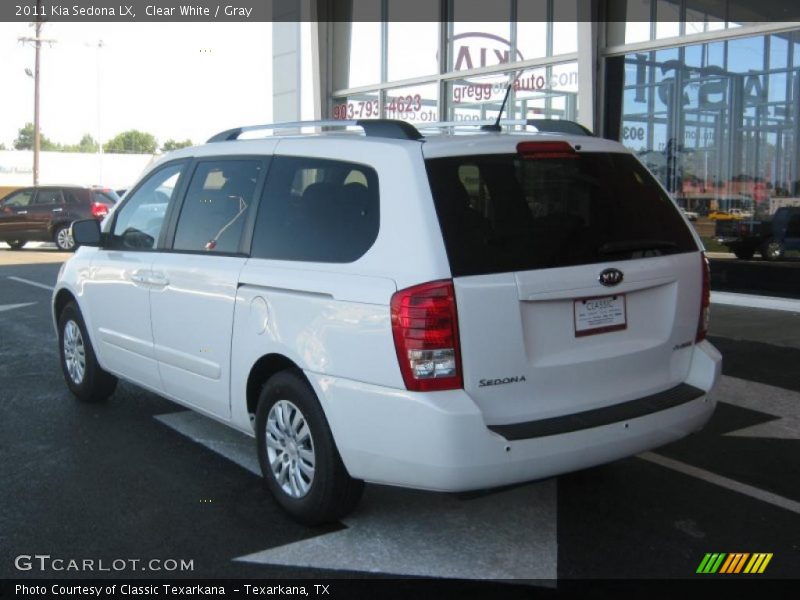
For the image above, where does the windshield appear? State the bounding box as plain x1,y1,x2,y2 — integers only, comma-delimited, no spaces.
425,152,698,277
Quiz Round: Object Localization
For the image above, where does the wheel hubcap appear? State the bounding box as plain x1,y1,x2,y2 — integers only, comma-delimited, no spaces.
63,320,86,385
767,243,781,258
57,228,74,250
265,399,315,498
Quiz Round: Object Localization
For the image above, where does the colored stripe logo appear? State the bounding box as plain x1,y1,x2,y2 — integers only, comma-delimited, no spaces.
697,553,773,574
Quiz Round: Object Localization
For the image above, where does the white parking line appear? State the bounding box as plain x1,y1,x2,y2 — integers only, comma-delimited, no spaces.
0,302,36,313
639,452,800,515
711,291,800,313
156,409,558,580
7,276,54,291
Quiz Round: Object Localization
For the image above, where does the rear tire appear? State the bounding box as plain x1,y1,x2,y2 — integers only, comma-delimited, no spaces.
761,239,784,261
58,302,117,402
54,225,76,251
255,370,363,525
6,240,25,250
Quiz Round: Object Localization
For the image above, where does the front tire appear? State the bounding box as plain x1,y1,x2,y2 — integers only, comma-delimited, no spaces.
58,302,117,402
54,225,76,251
255,370,363,525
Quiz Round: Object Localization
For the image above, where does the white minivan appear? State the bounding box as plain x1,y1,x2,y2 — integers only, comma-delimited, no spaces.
54,119,721,524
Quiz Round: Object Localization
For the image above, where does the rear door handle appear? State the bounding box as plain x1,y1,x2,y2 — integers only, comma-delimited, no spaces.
17,210,28,215
52,208,63,213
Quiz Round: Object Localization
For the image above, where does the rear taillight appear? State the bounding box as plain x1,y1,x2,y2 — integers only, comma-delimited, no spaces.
91,202,109,218
696,252,711,343
390,279,463,392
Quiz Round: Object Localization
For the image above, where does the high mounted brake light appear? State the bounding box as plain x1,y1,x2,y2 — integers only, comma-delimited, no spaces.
391,280,463,392
516,141,577,159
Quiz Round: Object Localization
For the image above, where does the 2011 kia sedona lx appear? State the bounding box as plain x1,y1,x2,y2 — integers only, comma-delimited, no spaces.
53,119,721,524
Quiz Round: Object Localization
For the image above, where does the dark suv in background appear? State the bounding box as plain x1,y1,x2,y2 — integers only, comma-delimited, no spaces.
0,186,119,251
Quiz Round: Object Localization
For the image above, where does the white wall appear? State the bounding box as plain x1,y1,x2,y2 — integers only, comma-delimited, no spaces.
0,150,156,189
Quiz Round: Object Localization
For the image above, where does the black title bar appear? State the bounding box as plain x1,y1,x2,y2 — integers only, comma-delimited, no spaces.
3,0,800,23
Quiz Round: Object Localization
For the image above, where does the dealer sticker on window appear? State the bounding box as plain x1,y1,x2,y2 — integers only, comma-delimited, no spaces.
574,294,627,337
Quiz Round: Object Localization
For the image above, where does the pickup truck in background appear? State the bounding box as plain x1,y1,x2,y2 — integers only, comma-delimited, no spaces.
715,206,800,260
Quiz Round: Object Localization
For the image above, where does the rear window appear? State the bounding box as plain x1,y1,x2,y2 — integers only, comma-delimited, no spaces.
426,152,698,277
92,190,119,205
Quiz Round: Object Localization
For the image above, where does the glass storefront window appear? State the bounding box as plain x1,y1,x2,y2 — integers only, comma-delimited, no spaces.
450,21,513,73
604,0,791,46
387,22,439,81
516,2,548,60
384,83,439,123
609,30,800,219
350,22,381,88
331,91,381,121
448,70,514,123
552,1,578,55
446,61,579,123
655,0,681,39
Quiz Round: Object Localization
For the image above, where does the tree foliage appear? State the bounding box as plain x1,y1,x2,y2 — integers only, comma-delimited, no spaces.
13,124,161,154
13,124,102,153
14,122,58,151
103,130,158,154
161,138,193,152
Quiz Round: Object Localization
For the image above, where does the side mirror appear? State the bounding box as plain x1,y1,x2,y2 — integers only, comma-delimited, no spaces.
71,219,102,247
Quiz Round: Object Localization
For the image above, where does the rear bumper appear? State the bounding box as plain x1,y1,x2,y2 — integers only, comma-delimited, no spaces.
310,341,721,492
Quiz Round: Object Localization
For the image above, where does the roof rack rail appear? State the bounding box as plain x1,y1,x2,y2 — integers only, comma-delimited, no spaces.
207,119,423,143
416,118,593,136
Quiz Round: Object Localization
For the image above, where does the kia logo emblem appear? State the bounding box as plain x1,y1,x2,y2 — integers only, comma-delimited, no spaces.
599,268,624,287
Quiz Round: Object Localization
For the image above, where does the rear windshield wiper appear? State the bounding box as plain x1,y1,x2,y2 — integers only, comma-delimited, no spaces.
598,240,677,255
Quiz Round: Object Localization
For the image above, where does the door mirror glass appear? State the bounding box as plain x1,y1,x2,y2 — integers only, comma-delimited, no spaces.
71,219,102,247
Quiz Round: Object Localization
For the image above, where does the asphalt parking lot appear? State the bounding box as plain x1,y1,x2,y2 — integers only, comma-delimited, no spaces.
1,248,798,588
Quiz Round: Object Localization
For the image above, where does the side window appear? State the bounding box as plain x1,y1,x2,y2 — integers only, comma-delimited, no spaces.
2,190,34,208
173,160,262,253
33,189,64,206
251,157,379,263
111,163,184,250
63,190,83,205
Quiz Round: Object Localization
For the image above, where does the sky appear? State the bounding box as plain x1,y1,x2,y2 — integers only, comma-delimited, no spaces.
0,22,274,150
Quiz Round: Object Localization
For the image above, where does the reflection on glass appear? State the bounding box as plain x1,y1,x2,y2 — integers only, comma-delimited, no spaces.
616,32,800,220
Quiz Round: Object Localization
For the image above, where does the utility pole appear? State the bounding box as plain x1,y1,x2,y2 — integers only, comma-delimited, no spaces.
18,0,54,185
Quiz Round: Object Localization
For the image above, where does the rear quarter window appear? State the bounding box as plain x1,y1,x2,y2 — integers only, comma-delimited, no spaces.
426,152,698,277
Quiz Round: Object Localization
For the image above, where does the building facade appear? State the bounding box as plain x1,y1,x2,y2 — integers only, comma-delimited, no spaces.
279,0,800,216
